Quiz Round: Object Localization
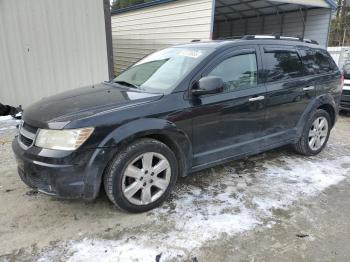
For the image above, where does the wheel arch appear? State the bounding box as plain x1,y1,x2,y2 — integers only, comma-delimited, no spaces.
99,118,192,177
317,103,336,127
297,94,338,136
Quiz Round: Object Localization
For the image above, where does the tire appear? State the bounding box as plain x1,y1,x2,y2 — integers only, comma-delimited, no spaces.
103,138,178,213
293,109,331,156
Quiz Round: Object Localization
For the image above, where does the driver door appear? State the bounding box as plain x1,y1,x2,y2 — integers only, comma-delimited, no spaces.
191,46,267,168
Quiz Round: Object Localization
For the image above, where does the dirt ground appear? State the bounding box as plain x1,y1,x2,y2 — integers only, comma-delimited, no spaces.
1,114,350,262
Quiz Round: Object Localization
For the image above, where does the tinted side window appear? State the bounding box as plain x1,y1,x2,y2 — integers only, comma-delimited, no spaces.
208,53,257,92
264,51,303,82
315,51,333,74
299,48,337,75
322,50,338,72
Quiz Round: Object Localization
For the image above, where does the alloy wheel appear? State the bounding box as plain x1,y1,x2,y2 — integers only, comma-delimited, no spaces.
308,116,328,151
121,152,171,205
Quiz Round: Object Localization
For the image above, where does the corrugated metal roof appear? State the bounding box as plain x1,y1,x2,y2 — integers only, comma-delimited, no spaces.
271,0,336,9
215,0,336,21
325,0,338,9
112,0,337,15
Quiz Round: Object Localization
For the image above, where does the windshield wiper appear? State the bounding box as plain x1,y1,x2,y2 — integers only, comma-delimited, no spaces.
113,80,140,89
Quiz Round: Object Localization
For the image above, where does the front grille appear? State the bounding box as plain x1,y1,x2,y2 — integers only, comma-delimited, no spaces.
20,135,33,147
343,90,350,96
23,122,38,133
19,122,37,148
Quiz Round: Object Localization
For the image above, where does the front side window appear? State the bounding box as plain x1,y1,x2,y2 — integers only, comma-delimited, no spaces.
208,53,258,92
114,47,213,93
264,51,304,82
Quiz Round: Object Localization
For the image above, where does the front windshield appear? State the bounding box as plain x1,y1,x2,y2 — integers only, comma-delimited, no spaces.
113,47,212,93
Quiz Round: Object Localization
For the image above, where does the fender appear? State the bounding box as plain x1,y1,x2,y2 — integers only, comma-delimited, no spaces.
100,118,192,174
296,94,338,137
82,118,192,198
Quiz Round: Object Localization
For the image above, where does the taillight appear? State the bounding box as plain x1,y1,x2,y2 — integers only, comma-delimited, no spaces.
340,74,344,89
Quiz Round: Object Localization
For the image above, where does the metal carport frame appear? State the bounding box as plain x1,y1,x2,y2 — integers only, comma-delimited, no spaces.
212,0,336,46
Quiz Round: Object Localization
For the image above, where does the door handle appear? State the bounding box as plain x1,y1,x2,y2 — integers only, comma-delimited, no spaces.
303,86,315,91
249,96,265,102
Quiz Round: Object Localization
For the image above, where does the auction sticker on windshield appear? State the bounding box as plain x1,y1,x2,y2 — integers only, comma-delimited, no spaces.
178,50,203,58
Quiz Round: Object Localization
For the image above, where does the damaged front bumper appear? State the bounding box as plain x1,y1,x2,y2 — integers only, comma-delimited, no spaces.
12,136,113,200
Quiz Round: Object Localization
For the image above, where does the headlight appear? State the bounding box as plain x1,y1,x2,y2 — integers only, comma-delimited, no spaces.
35,127,94,151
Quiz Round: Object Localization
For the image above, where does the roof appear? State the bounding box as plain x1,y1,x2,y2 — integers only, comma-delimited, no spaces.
111,0,337,15
324,0,337,9
215,0,337,21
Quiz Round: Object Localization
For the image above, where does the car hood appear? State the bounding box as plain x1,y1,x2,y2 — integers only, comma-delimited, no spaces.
23,82,163,128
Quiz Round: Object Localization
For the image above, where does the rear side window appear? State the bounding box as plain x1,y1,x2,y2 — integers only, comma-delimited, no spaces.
264,51,303,82
299,48,338,75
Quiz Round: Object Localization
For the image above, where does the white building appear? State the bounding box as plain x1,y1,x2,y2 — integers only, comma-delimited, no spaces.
111,0,337,74
0,0,113,107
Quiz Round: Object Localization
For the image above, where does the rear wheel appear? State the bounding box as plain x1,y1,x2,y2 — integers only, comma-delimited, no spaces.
104,138,178,213
293,109,331,156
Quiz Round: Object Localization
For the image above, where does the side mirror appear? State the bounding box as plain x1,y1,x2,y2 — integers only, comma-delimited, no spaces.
191,76,224,96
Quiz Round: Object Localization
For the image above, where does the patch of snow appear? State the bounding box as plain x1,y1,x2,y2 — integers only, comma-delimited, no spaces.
38,238,181,262
67,239,179,262
15,111,22,118
252,156,348,216
0,115,13,121
39,155,350,261
0,115,19,133
0,126,16,131
152,185,261,251
153,156,350,252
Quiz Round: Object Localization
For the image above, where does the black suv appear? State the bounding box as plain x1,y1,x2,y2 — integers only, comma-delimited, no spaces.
13,35,343,213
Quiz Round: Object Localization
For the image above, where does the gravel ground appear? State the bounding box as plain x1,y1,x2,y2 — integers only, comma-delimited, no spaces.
0,114,350,261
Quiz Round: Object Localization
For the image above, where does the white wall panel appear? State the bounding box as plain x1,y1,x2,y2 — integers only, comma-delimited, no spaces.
304,8,332,46
0,0,109,107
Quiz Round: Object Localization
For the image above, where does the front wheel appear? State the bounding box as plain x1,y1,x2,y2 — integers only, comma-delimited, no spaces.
293,109,331,156
103,138,178,213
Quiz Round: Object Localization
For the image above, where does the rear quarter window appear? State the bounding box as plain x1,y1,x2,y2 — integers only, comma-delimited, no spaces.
298,47,338,75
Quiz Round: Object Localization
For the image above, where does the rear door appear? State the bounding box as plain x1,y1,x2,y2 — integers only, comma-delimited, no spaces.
260,45,316,144
298,46,342,103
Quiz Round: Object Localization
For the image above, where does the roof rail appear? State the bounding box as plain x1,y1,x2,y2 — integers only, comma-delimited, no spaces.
217,36,244,40
241,35,319,45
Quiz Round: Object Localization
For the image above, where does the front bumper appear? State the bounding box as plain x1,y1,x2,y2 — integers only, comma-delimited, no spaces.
12,137,114,200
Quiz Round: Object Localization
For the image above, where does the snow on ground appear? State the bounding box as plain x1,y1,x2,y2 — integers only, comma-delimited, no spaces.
0,126,17,131
0,116,17,129
0,116,14,121
0,116,19,133
38,153,350,261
